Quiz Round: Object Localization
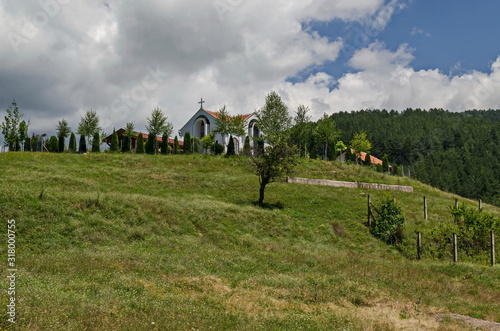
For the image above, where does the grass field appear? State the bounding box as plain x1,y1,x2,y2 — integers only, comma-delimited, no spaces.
0,152,499,330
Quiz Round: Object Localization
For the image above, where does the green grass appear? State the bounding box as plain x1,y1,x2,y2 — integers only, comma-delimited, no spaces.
0,152,498,330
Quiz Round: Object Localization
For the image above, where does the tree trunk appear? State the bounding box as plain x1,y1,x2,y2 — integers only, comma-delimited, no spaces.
259,180,268,204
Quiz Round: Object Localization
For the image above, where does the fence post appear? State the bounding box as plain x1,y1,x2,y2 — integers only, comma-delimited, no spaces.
453,233,458,263
455,198,459,209
367,194,371,227
491,230,496,267
417,232,422,260
479,199,482,211
423,196,428,220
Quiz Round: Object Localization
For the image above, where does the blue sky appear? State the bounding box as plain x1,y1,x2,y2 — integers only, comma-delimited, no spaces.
299,0,500,82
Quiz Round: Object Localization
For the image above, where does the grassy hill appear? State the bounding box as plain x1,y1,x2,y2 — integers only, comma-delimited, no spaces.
0,152,499,330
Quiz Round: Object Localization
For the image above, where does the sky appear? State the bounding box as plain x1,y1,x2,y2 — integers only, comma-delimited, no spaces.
2,0,500,143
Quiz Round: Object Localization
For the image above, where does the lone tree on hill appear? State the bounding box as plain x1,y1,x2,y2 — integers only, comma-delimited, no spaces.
56,119,71,153
146,107,173,154
77,110,100,150
250,91,297,204
255,91,292,147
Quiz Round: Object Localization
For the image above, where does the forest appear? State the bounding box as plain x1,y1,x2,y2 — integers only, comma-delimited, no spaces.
330,108,500,207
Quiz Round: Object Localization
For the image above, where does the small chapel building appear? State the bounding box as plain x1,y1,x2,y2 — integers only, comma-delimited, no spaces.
178,99,261,153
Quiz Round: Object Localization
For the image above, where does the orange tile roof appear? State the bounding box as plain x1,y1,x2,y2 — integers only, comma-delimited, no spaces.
204,109,253,120
358,151,383,165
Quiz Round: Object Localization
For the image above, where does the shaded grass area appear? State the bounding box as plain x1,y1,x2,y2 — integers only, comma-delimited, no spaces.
0,153,498,330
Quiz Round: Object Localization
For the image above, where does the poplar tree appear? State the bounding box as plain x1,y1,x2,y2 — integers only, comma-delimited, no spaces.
79,135,87,153
69,133,77,153
92,132,101,152
110,129,119,152
56,119,71,153
183,131,192,154
136,133,145,154
226,135,235,157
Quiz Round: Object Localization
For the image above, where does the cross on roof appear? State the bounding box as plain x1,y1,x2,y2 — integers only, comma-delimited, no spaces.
198,98,205,109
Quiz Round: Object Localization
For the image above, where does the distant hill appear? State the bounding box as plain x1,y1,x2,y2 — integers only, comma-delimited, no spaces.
331,108,500,206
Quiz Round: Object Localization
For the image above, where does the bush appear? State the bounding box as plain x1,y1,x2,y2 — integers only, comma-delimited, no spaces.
364,152,372,166
226,135,235,157
371,198,405,245
122,136,130,153
173,136,180,154
69,133,77,153
47,136,58,153
110,129,119,153
243,135,252,156
382,154,389,173
183,132,191,154
213,142,224,155
92,132,100,152
136,134,145,154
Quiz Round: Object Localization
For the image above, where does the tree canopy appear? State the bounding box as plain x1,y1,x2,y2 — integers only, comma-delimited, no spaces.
255,91,292,146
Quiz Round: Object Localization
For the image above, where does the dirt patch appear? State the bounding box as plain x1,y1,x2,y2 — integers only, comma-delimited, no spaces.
436,313,500,331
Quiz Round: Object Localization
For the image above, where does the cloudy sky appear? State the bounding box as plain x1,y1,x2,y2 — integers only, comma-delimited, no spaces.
2,0,500,142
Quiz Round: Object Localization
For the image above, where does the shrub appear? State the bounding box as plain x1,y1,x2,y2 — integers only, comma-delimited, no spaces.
69,133,77,153
243,135,252,156
122,136,130,153
47,136,58,153
364,152,372,166
136,134,145,154
192,137,200,154
145,134,155,154
79,135,87,153
110,129,119,153
382,154,389,173
92,132,100,152
183,132,192,154
213,142,224,155
161,134,169,155
371,198,405,245
226,135,235,157
173,136,180,154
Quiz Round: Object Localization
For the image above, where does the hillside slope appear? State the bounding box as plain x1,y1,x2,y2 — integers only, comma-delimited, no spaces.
0,153,499,330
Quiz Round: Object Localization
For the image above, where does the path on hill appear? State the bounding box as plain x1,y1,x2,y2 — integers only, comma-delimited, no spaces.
435,313,500,330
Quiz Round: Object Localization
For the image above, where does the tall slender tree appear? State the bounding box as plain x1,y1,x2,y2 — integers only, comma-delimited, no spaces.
136,133,145,154
79,135,87,153
146,107,172,154
123,122,136,152
110,128,119,152
77,110,100,149
92,132,101,152
69,133,77,153
173,136,180,154
183,131,192,154
1,100,25,151
314,113,341,160
292,105,311,157
56,119,71,153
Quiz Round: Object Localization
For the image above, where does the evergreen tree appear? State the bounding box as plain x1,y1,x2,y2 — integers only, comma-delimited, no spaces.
110,129,119,152
123,122,136,152
69,133,77,153
136,133,145,154
382,154,390,173
364,152,372,166
92,132,100,152
161,133,169,155
24,137,31,152
79,135,87,153
183,131,192,154
243,135,252,156
56,119,71,153
255,91,292,146
146,107,173,155
173,136,180,154
47,136,58,152
226,135,235,157
192,137,200,154
122,136,131,153
145,134,155,154
77,110,100,150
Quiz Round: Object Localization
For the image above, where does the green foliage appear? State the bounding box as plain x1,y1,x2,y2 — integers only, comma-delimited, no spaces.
226,135,235,157
371,198,405,245
314,113,341,160
56,119,71,153
92,132,101,152
77,110,100,149
183,131,192,154
1,100,24,151
191,137,200,154
161,133,169,155
243,135,252,156
173,136,180,154
213,141,224,155
122,136,130,153
145,134,156,154
213,106,245,150
249,139,297,204
364,152,372,166
350,131,372,154
382,154,389,173
79,135,86,153
146,107,172,154
110,129,119,153
255,91,292,146
47,135,59,153
136,133,144,154
69,133,77,153
19,120,29,151
200,134,215,153
291,105,311,157
24,137,31,152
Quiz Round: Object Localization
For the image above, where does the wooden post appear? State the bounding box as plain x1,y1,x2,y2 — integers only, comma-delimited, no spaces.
417,232,422,260
491,230,496,267
453,233,458,263
423,196,428,220
479,199,482,211
454,198,459,209
367,194,371,227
